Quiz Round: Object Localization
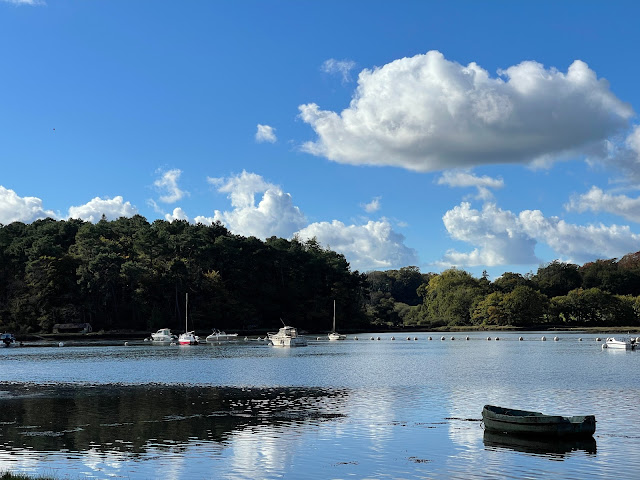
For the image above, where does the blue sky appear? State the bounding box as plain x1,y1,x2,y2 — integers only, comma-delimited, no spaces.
2,1,640,280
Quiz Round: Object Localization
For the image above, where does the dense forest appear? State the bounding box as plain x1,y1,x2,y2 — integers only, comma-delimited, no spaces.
365,257,640,329
0,216,369,334
1,216,640,335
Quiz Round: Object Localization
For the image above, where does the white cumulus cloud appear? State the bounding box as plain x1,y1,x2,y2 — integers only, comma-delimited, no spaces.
255,124,277,143
208,171,417,270
441,202,538,267
67,196,137,223
440,201,640,267
296,218,419,272
209,171,306,239
300,51,633,172
566,186,640,223
321,58,357,83
0,186,58,224
154,169,187,203
165,207,189,222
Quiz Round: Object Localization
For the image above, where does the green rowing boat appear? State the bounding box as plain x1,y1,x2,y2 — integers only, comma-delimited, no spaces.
482,405,596,437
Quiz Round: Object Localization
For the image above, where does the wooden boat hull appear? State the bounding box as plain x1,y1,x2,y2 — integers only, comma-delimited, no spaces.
482,405,596,437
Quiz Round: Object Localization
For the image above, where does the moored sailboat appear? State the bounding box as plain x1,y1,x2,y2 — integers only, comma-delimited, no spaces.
328,300,346,341
178,293,199,345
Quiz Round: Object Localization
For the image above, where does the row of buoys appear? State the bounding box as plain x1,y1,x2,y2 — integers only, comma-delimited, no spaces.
130,335,619,346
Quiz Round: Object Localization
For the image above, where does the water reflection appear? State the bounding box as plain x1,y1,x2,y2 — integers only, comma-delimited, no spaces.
483,431,597,456
0,383,348,455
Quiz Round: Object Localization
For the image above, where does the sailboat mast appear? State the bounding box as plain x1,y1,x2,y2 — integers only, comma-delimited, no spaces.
332,299,336,332
185,293,188,333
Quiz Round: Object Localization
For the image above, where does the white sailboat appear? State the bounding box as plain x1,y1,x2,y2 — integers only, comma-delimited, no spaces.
328,300,346,341
178,293,199,345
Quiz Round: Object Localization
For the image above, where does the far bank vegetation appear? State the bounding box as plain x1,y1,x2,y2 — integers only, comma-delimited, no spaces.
1,217,639,334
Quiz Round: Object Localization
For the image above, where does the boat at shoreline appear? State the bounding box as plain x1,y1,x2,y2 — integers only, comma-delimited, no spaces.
205,329,239,343
328,300,346,341
482,405,596,437
602,337,635,350
150,328,177,343
268,324,307,347
178,293,199,345
1,333,16,347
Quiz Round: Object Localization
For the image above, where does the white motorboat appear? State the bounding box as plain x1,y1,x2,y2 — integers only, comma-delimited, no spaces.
178,293,199,345
268,324,307,347
151,328,176,343
206,329,239,342
328,300,346,341
1,333,17,347
602,337,635,350
328,331,347,341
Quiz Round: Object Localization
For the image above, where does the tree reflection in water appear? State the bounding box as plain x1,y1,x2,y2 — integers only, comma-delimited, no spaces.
0,383,348,454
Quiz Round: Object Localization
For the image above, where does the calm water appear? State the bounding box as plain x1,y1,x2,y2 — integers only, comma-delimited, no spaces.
0,332,639,479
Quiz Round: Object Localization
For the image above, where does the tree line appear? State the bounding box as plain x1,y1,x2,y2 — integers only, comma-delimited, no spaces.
0,216,369,334
2,216,640,335
365,258,640,329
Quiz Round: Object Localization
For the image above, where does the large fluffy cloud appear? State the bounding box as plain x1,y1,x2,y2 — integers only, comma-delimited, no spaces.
208,171,417,270
441,202,640,267
68,196,137,222
209,171,307,239
441,203,539,266
296,219,419,272
0,186,58,224
300,51,633,171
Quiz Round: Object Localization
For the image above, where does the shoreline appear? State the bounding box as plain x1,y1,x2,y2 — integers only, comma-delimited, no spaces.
9,325,640,344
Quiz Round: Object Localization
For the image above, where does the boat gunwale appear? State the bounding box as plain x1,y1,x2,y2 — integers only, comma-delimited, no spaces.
482,405,596,437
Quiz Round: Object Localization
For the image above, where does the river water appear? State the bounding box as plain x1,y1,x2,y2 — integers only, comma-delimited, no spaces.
0,331,638,479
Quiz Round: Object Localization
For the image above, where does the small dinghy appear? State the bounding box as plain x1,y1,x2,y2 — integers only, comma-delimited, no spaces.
482,405,596,437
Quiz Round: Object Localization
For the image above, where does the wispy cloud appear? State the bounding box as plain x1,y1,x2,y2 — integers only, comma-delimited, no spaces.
1,0,46,5
361,196,382,213
154,169,187,203
437,170,504,200
255,124,277,143
321,58,357,83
